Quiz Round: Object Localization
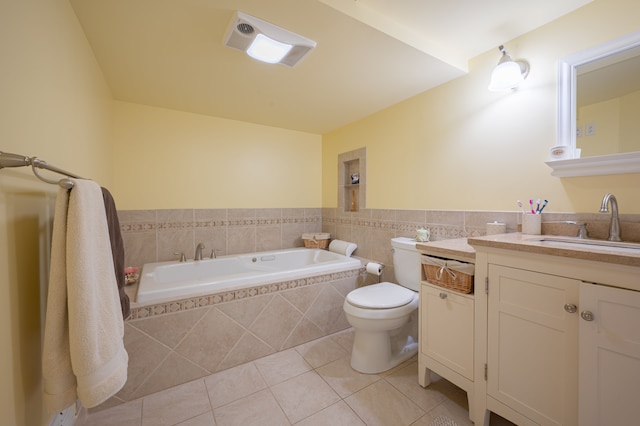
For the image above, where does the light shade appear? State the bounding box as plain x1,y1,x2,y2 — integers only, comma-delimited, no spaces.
488,46,529,91
247,34,293,64
223,11,316,67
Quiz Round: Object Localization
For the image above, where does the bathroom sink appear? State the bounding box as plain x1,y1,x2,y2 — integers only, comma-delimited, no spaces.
533,236,640,254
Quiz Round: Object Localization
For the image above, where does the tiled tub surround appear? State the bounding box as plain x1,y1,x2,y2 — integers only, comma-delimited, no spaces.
100,268,364,410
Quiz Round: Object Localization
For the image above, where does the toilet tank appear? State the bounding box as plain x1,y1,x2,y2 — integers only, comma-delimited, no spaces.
391,237,420,291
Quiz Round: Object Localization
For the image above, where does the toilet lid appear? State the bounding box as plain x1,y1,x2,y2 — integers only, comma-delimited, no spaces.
347,282,415,309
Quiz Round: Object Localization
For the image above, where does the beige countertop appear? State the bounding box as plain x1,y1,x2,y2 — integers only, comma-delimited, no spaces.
417,238,476,263
468,232,640,268
417,234,640,268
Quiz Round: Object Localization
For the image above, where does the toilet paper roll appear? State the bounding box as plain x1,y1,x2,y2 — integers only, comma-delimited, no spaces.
486,221,507,235
366,262,383,276
328,239,357,257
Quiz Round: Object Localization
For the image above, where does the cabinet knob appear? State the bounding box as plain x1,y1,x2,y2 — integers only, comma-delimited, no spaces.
581,310,595,321
564,303,577,313
439,292,447,299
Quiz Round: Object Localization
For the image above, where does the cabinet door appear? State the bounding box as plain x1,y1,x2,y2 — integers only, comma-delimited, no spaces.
579,282,640,426
487,265,579,426
421,284,474,380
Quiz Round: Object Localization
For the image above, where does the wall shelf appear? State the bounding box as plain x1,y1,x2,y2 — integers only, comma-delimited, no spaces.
338,148,366,212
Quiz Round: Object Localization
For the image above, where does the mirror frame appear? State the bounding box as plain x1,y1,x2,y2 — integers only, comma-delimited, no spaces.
546,30,640,177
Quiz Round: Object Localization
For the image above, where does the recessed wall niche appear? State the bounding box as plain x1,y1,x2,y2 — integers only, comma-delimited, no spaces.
338,147,366,212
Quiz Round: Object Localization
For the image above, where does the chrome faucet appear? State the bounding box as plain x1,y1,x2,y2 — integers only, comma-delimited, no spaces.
599,193,622,242
195,242,205,261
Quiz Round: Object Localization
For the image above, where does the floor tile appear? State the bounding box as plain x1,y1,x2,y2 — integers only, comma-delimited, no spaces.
416,398,474,426
76,329,518,426
271,370,341,423
316,356,381,398
175,411,216,426
213,388,289,426
141,380,211,426
295,401,366,426
384,361,448,412
80,399,142,426
204,361,267,409
254,348,312,386
295,335,349,368
345,380,425,426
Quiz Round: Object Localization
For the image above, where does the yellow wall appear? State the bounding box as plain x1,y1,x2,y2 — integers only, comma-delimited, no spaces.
111,101,322,210
0,0,113,425
323,0,640,213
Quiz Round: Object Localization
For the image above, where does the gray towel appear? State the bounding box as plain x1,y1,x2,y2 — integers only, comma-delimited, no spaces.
101,187,130,320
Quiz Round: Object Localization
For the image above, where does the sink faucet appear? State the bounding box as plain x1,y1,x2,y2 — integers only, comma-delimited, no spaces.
195,242,205,261
599,193,622,242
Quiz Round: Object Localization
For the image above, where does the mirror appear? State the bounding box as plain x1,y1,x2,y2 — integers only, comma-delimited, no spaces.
547,30,640,177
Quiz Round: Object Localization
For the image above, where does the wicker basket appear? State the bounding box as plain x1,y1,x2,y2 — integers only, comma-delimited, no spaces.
302,233,331,249
422,255,474,294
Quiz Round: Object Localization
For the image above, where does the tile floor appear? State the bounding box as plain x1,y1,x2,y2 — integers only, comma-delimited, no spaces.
77,329,514,426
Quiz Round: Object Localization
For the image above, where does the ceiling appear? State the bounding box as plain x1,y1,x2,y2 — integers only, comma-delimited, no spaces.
69,0,592,134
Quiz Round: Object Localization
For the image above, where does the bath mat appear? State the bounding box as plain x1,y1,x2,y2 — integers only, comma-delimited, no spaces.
429,415,460,426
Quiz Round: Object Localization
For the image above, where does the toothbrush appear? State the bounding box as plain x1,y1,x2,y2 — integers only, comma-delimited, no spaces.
535,198,541,214
529,199,535,214
517,200,526,214
538,199,548,214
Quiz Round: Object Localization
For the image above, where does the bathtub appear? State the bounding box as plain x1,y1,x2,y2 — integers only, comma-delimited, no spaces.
136,248,362,304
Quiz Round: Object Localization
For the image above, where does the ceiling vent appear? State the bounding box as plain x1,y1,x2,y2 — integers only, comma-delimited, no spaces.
223,11,316,67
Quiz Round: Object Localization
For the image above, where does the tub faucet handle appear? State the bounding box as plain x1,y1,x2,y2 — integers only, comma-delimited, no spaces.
576,222,588,239
174,252,187,262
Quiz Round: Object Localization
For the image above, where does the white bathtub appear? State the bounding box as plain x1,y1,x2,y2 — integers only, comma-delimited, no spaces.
136,248,362,304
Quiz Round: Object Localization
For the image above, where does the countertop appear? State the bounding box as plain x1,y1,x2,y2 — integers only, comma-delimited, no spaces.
416,238,476,263
468,232,640,268
417,234,640,268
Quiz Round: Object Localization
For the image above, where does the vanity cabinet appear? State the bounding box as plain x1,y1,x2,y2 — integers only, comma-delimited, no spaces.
420,283,474,382
416,241,477,422
469,236,640,426
578,282,640,426
487,265,579,426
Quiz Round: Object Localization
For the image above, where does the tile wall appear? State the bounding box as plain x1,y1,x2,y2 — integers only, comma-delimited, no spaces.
108,206,640,413
119,206,640,273
118,208,323,268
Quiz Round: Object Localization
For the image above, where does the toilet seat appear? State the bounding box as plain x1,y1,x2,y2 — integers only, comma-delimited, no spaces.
346,282,415,309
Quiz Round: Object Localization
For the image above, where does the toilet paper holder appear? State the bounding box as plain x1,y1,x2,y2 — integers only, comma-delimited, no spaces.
366,262,385,283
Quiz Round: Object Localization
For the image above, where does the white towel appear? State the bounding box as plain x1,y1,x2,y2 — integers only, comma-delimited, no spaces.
42,179,128,413
328,239,357,257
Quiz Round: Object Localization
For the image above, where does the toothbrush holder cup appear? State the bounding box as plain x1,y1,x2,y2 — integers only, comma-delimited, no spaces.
522,213,542,235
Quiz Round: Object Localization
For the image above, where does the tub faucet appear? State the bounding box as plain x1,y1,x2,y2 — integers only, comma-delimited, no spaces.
195,243,205,261
599,193,622,242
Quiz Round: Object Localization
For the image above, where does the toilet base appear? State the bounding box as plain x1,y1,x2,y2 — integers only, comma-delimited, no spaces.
350,331,418,374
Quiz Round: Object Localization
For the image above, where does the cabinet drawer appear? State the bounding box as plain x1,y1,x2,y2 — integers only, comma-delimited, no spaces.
420,283,474,380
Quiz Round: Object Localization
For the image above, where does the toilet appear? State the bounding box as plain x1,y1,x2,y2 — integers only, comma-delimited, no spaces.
343,237,420,374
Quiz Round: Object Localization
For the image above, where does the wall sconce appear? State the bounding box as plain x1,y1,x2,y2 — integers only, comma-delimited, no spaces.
488,45,530,91
224,11,316,67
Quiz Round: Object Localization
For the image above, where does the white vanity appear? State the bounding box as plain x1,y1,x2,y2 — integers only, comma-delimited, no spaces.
418,234,640,426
